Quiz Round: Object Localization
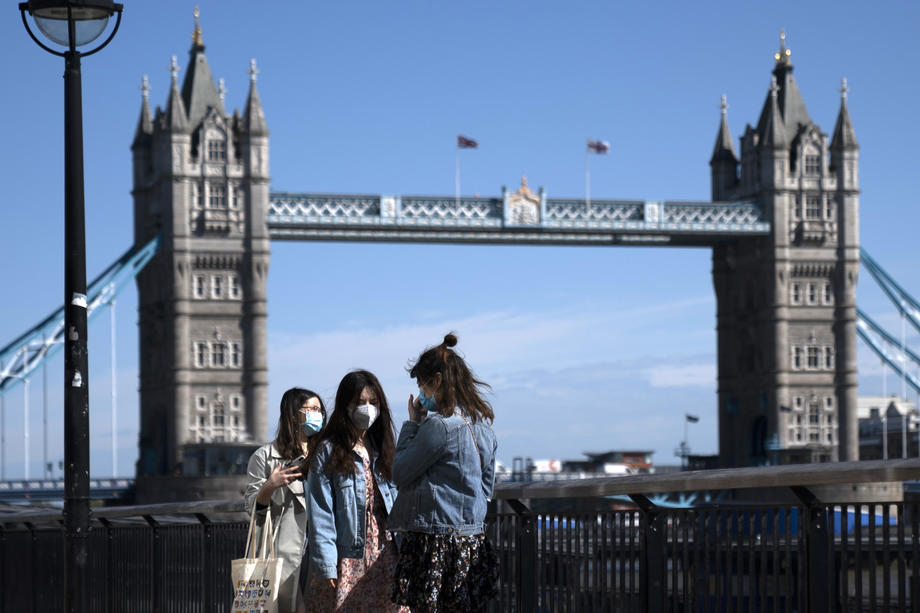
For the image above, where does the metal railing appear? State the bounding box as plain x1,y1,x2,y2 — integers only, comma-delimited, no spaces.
1,459,919,612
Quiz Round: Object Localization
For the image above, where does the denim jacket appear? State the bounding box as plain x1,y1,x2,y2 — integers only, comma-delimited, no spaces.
306,441,398,580
388,410,497,536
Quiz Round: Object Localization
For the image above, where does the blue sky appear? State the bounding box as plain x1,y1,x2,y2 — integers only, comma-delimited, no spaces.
0,1,918,478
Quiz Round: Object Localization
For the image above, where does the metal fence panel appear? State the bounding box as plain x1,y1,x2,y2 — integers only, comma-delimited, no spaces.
1,501,919,612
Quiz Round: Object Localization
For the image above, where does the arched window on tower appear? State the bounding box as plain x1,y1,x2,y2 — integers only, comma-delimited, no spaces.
807,347,820,369
208,139,227,162
208,184,227,209
804,146,821,176
192,182,203,209
213,402,225,427
206,129,227,163
195,343,208,368
229,273,241,299
805,195,821,219
211,342,226,367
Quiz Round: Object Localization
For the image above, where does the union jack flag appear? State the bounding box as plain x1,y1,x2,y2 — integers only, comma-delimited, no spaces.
457,135,478,149
587,139,610,154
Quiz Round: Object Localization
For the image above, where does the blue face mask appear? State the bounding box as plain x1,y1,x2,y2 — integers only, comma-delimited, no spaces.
418,388,437,411
301,412,323,436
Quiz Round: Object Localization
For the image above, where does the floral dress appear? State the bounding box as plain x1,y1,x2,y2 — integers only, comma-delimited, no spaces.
306,451,407,613
391,532,499,613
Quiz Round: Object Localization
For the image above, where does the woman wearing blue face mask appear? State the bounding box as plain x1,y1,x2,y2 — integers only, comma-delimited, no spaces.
305,370,407,613
245,387,327,613
390,333,499,613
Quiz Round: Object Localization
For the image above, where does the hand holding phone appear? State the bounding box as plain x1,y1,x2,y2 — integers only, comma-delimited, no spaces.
283,454,306,469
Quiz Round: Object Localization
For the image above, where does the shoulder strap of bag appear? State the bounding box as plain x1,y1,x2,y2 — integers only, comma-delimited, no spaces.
258,508,276,560
244,507,258,559
461,414,484,471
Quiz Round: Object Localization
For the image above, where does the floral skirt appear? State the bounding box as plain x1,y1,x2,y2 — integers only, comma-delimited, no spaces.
391,532,499,613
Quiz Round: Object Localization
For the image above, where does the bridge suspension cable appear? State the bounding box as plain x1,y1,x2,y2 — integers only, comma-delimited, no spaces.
0,236,160,394
860,248,920,335
858,249,920,399
856,311,920,396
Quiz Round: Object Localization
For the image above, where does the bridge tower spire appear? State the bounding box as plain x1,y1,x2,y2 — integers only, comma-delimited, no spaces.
710,94,738,199
132,8,270,500
713,32,859,467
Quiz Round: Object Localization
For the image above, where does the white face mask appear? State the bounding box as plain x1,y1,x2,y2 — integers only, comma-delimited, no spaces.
351,403,379,430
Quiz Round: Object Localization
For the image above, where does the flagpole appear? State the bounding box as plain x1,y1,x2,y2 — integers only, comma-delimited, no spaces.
585,146,591,208
455,146,460,207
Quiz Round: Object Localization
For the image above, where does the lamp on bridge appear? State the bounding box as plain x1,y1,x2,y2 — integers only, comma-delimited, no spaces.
18,2,122,612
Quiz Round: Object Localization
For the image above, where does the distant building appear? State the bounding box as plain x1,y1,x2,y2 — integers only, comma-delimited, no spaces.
685,455,720,471
508,450,655,482
562,450,655,474
858,396,918,460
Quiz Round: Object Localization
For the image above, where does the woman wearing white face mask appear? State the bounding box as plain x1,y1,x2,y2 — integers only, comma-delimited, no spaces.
245,387,327,613
305,370,407,613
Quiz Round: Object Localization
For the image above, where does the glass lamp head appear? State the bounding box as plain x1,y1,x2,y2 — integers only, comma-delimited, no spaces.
20,1,120,47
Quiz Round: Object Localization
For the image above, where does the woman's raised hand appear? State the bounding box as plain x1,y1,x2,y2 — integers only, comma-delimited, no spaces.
408,393,426,423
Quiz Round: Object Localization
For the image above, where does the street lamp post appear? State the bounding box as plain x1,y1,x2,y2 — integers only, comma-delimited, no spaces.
18,2,122,611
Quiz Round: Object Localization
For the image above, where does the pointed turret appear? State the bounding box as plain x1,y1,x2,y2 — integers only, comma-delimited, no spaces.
710,95,738,199
132,75,154,147
831,77,859,193
760,76,786,149
831,78,859,150
180,7,223,128
164,56,189,133
243,59,269,136
711,95,738,164
756,30,812,143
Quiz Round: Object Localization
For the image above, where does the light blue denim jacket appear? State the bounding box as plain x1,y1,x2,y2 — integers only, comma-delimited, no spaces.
306,441,398,580
388,410,497,536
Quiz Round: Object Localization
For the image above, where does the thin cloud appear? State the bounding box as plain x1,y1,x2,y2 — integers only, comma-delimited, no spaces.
643,363,716,388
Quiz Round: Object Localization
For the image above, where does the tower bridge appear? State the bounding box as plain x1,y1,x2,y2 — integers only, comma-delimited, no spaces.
1,23,874,502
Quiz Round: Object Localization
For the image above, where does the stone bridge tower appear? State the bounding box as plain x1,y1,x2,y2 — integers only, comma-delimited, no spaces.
711,33,859,467
131,15,270,489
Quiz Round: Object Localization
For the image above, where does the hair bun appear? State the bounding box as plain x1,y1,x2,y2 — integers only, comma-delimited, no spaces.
443,333,458,348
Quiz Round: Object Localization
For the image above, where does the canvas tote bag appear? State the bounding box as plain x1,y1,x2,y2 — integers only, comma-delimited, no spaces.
231,507,283,613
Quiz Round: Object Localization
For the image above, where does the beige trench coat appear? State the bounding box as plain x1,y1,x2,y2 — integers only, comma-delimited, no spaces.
245,442,308,612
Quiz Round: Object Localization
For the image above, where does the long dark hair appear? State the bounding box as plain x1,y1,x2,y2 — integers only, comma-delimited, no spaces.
408,332,494,423
275,387,326,460
307,370,396,479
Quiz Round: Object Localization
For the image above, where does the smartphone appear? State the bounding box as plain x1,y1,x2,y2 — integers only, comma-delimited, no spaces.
283,455,306,469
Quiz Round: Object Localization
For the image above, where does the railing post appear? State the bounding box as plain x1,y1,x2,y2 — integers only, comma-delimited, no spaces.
506,499,537,612
27,521,37,613
143,515,161,613
0,525,5,613
630,494,666,612
98,517,112,613
195,513,212,612
791,486,830,613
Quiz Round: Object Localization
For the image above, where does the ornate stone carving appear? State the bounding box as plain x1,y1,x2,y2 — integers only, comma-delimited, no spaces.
506,176,541,225
381,196,397,217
